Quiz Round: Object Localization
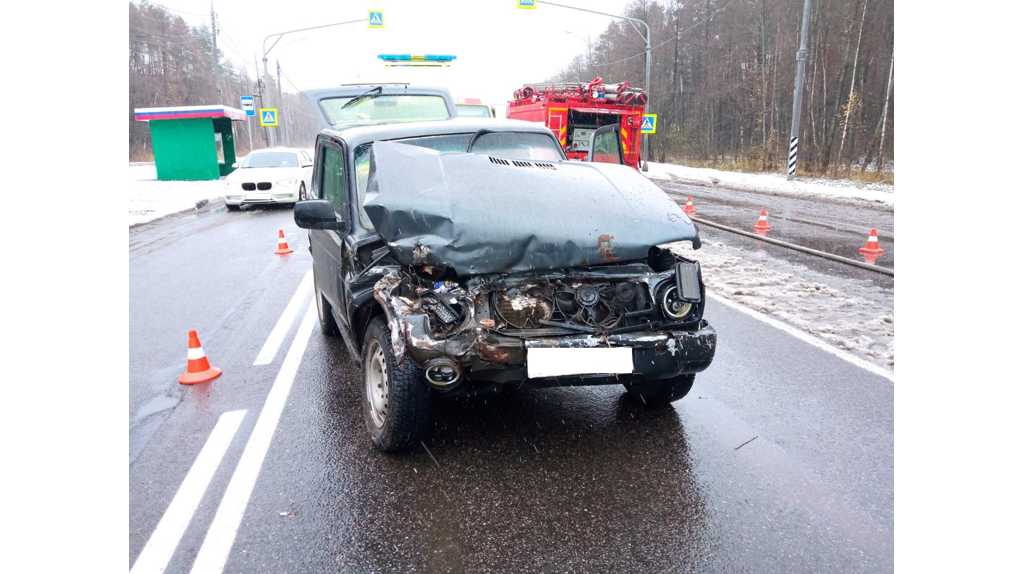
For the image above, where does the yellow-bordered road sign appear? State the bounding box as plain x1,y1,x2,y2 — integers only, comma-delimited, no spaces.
368,10,384,28
518,0,537,8
641,114,657,134
259,108,279,127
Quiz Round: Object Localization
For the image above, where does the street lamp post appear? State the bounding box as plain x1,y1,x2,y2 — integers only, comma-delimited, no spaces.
540,1,651,171
262,18,363,146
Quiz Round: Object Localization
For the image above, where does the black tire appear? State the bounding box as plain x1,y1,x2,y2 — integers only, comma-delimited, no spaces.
313,269,339,336
361,315,432,451
226,204,241,211
298,183,307,201
624,374,695,406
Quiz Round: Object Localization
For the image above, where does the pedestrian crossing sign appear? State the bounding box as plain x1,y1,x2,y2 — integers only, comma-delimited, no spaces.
259,108,278,127
368,10,384,28
641,114,657,134
518,0,537,8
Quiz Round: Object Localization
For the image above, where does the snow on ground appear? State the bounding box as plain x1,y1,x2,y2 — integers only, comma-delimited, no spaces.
647,162,895,206
128,164,226,227
665,239,894,371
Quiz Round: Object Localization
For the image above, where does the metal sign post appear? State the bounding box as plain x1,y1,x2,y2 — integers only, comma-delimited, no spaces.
240,96,255,153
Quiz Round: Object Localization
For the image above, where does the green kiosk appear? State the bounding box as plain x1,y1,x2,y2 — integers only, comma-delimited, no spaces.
134,105,247,181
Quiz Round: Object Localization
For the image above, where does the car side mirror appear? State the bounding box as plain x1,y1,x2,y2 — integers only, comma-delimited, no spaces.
231,162,239,169
294,199,343,230
302,162,313,168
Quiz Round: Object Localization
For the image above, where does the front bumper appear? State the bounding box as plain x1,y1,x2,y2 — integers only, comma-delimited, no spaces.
415,322,717,395
225,185,300,206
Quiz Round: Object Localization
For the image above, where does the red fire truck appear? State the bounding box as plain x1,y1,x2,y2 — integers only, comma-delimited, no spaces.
507,77,648,169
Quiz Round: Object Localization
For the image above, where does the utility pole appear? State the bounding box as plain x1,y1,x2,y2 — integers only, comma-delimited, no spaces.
255,54,267,145
263,57,276,147
277,59,285,147
787,0,812,179
210,2,221,101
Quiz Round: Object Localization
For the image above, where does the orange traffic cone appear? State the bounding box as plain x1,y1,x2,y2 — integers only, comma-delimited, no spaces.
684,196,696,215
179,330,222,385
858,228,885,255
752,209,771,231
274,230,293,255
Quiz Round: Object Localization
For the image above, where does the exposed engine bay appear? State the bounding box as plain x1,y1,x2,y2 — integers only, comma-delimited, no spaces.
366,247,712,395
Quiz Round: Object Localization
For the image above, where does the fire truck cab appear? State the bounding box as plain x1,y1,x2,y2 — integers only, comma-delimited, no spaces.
507,77,648,170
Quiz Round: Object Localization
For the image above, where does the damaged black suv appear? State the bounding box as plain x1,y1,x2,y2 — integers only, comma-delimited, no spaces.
295,118,716,451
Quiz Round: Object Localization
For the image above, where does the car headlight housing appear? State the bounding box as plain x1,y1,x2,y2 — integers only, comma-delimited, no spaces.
660,285,694,320
223,180,234,189
277,178,298,186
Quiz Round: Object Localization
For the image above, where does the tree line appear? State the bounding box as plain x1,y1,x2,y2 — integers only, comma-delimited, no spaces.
128,1,321,161
548,0,894,179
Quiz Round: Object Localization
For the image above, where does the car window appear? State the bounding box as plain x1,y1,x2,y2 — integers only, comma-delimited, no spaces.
455,105,491,118
590,127,624,165
470,132,563,161
242,152,298,168
320,95,450,126
300,150,311,164
321,146,346,215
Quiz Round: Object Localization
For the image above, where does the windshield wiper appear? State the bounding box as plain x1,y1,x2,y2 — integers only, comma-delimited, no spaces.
339,86,383,111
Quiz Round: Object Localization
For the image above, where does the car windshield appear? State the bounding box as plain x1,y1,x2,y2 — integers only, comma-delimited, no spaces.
354,132,563,228
469,132,563,161
320,94,450,126
455,104,491,118
242,152,298,168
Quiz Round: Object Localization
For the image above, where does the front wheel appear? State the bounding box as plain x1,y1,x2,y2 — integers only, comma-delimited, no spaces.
361,315,432,452
298,182,307,201
624,374,695,406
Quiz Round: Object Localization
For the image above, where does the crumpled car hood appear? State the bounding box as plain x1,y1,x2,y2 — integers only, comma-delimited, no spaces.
363,142,700,276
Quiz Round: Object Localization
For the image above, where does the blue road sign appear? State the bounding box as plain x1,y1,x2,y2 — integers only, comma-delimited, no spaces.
641,114,657,134
259,108,279,127
240,96,255,116
368,10,384,28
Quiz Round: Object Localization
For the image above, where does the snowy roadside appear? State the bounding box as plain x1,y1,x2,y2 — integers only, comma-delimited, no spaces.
128,164,226,227
647,162,894,206
665,239,894,372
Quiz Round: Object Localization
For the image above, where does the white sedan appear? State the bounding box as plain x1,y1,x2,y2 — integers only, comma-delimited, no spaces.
224,148,313,209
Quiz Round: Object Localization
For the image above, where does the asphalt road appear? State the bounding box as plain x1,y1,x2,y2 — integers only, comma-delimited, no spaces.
655,177,895,273
129,205,894,573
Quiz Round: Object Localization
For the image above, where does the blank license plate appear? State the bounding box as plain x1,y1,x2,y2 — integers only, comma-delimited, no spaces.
246,193,271,200
526,347,633,379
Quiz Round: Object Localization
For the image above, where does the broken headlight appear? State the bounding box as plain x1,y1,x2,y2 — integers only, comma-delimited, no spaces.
660,285,694,320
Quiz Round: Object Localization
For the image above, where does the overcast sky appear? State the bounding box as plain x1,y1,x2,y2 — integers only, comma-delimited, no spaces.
154,0,643,115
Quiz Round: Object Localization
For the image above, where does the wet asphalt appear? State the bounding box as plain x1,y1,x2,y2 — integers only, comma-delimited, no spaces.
656,177,895,278
129,204,893,573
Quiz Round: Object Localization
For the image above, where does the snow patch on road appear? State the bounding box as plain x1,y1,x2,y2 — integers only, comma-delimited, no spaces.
647,162,894,206
665,240,894,371
128,164,226,227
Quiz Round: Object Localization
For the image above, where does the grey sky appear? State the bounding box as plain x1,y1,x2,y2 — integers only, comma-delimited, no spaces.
154,0,642,115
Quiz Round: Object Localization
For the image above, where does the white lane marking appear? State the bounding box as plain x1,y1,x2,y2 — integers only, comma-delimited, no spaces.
253,270,313,366
707,291,895,383
191,303,317,574
130,410,247,574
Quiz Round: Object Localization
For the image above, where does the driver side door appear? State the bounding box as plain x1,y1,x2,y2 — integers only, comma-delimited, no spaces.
309,137,349,330
586,124,625,165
